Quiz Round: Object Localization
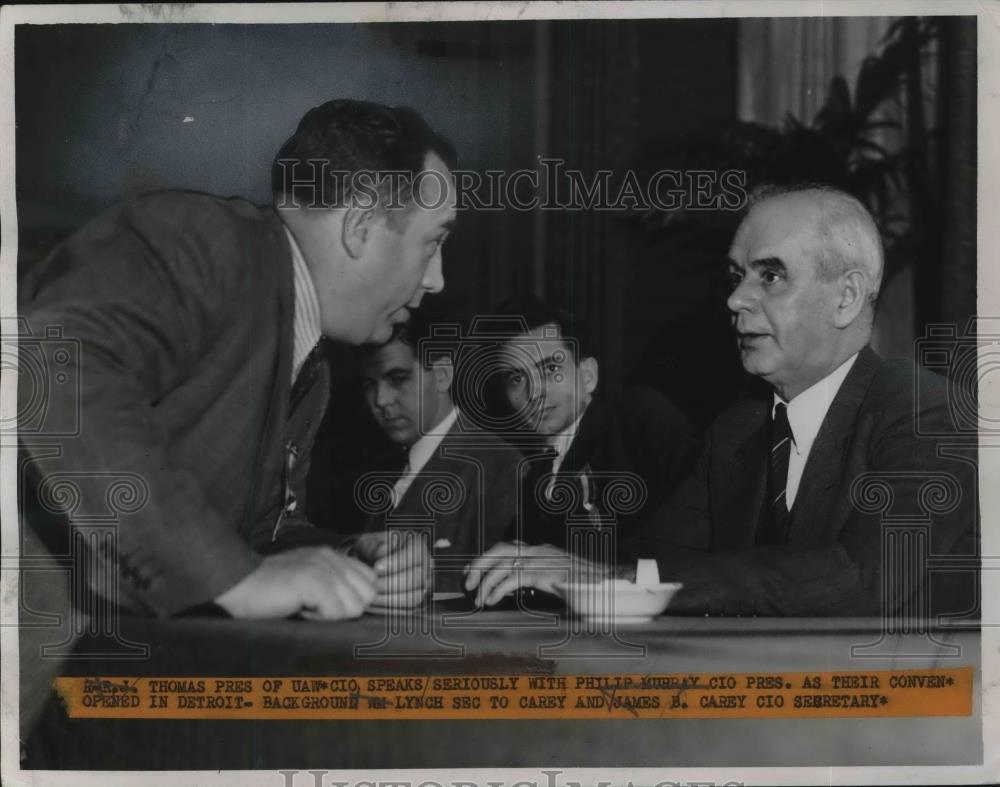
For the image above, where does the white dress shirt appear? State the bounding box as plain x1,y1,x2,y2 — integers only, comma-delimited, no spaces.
270,228,324,539
285,226,322,383
773,352,859,507
392,406,460,508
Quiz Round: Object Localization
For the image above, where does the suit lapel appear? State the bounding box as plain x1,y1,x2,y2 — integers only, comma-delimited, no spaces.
559,401,604,477
787,346,881,540
387,421,457,523
361,445,407,532
720,403,770,548
387,422,487,554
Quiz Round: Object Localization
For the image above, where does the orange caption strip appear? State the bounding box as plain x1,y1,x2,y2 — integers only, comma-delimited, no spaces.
54,669,973,720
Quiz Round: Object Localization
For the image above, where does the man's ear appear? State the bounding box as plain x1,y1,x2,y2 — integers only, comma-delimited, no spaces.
832,269,868,328
341,206,376,260
580,356,599,396
431,358,454,394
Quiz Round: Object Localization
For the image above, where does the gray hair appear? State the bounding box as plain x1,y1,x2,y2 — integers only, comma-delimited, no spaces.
748,183,884,303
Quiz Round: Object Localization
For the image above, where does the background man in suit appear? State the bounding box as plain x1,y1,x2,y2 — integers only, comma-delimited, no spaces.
463,298,700,603
19,99,457,621
355,309,522,593
467,186,977,617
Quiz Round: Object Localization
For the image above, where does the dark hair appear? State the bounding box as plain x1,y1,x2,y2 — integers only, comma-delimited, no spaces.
271,99,456,214
490,295,594,362
358,306,460,371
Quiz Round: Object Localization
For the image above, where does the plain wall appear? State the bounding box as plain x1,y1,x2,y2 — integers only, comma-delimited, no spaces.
15,22,538,309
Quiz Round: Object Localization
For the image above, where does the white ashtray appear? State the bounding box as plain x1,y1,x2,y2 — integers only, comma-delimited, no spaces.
552,579,682,623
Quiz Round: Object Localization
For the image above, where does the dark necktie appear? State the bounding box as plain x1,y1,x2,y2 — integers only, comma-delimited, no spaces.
758,402,792,545
516,446,559,544
532,446,559,503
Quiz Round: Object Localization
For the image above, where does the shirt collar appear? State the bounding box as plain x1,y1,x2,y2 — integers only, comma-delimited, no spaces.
406,405,459,475
547,407,588,458
773,352,859,456
284,226,322,382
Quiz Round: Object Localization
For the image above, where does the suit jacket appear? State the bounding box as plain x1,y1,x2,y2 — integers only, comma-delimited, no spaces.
625,347,979,617
363,416,522,592
18,191,335,617
514,387,702,552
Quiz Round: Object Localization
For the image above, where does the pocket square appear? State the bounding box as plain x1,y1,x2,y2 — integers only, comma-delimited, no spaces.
433,538,452,549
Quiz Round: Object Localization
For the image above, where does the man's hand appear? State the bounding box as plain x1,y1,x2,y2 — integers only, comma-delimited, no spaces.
215,546,376,620
463,541,606,607
352,531,433,609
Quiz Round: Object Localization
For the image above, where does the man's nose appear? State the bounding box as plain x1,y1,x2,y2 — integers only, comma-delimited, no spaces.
421,248,445,294
525,372,545,402
727,278,756,314
375,381,394,409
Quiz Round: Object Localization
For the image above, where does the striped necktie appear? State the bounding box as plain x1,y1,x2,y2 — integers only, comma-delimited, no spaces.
758,403,792,545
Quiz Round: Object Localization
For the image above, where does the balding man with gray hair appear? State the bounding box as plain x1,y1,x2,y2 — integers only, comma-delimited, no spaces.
468,184,977,618
727,184,883,403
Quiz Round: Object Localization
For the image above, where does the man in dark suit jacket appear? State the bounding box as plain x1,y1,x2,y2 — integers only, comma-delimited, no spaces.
468,186,978,617
463,298,701,603
355,310,522,592
18,99,458,620
625,344,978,616
511,386,701,550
